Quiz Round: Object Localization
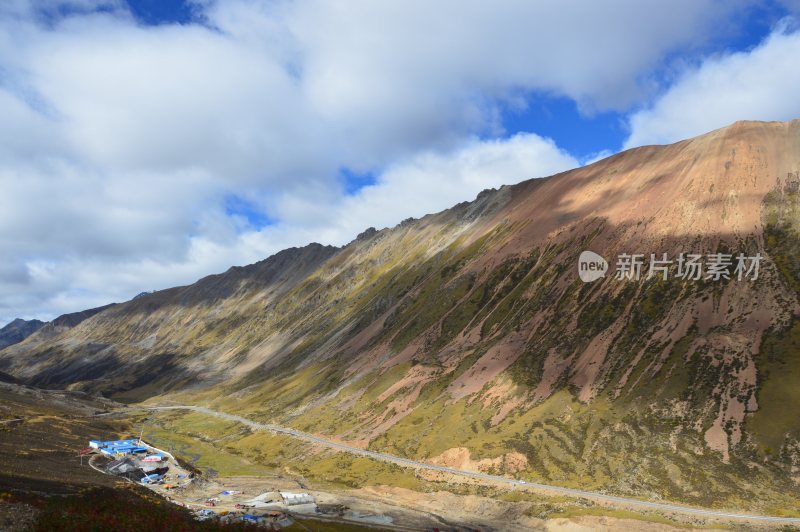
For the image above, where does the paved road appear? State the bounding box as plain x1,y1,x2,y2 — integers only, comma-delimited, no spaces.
147,405,800,524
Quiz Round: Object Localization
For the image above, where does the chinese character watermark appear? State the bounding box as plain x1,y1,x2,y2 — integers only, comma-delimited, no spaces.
579,251,761,283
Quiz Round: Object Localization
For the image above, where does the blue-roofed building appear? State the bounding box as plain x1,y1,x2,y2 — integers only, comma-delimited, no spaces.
90,439,147,455
91,439,138,448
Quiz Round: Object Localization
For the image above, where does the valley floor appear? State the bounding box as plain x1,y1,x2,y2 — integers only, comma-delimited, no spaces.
123,402,800,530
146,405,800,526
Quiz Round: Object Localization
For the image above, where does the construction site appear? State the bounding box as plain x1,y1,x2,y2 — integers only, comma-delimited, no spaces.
83,436,397,529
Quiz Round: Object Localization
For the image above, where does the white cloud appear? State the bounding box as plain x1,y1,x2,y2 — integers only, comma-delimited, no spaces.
276,0,741,167
263,133,579,244
625,21,800,148
1,133,576,324
333,134,578,233
0,0,765,324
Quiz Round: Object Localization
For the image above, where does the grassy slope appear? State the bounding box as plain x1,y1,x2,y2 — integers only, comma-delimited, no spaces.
747,182,800,463
0,387,129,494
143,409,705,529
174,212,799,512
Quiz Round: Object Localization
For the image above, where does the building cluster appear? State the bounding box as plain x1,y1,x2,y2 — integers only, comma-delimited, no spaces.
86,439,171,484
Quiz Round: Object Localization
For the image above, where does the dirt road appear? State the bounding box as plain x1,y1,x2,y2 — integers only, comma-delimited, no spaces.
147,405,800,525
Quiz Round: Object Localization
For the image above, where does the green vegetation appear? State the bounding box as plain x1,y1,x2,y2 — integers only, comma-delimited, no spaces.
140,409,747,530
763,176,800,293
293,454,424,490
749,319,800,455
544,507,717,529
749,176,800,462
144,422,277,478
145,410,425,491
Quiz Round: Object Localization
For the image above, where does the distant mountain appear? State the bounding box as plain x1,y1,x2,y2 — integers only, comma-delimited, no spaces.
0,318,45,350
2,304,117,351
1,120,799,508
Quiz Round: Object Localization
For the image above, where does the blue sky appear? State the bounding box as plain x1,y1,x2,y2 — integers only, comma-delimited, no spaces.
2,0,800,324
126,0,195,25
499,96,624,162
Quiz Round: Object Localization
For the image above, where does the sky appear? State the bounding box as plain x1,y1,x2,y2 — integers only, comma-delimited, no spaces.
2,0,800,326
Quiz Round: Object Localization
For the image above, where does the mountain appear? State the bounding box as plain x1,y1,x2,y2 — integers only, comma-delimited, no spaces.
1,119,799,509
0,318,45,350
2,304,118,351
0,369,20,383
47,304,117,329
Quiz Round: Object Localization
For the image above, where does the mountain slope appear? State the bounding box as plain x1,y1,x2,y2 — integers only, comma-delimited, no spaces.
2,119,800,511
0,318,44,350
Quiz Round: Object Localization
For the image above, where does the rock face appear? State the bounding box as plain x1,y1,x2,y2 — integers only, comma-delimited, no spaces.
0,319,45,350
2,119,800,506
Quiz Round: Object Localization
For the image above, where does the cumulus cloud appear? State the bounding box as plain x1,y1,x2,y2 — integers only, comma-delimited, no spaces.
0,0,764,324
275,133,579,236
624,20,800,148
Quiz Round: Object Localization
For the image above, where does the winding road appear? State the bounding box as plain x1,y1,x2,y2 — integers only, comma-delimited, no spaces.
147,405,800,525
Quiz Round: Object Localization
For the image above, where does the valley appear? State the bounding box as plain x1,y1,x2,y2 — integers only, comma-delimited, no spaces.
142,404,800,525
2,120,800,529
0,382,724,530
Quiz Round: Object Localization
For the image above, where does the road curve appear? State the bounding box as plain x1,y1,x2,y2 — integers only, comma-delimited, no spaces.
146,405,800,524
